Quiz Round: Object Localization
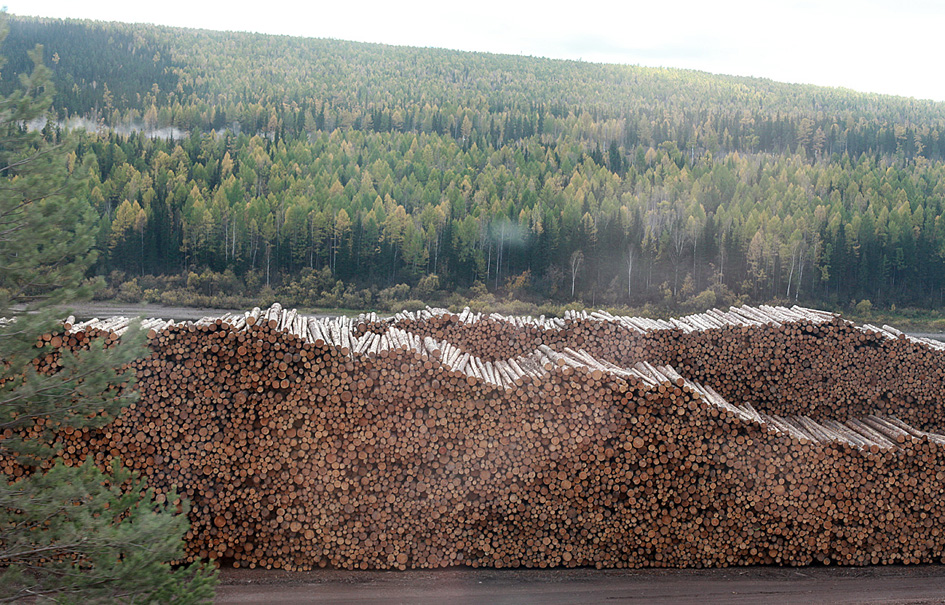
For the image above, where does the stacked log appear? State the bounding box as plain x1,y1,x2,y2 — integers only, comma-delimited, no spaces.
371,305,945,431
3,304,945,570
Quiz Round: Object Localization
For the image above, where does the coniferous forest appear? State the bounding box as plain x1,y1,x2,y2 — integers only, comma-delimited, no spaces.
8,15,945,314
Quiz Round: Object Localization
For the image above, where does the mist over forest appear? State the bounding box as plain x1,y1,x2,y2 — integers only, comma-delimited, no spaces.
8,15,945,315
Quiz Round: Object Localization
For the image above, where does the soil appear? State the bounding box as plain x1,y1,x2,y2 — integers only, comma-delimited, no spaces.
61,302,245,322
214,565,945,604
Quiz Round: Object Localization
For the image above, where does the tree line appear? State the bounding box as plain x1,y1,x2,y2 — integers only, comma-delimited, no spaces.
68,126,945,309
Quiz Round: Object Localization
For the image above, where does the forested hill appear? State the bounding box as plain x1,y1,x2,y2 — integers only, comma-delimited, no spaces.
7,14,945,312
8,16,945,159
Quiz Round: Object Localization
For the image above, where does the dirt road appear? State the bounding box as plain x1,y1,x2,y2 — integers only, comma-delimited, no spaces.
53,302,345,322
215,566,945,604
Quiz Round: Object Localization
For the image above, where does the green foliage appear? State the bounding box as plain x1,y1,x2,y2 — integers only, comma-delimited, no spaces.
0,317,145,463
855,299,873,316
396,299,427,312
683,288,718,313
416,274,441,296
0,44,96,309
0,20,216,602
379,284,411,306
0,18,180,122
6,15,945,311
116,278,144,302
0,460,216,603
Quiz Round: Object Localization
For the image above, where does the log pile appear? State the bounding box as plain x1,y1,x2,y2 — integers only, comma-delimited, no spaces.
4,303,945,570
370,305,945,431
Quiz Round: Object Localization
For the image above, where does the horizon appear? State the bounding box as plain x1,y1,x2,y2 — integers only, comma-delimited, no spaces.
7,0,945,103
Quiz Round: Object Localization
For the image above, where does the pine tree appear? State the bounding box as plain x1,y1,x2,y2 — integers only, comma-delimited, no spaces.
0,25,217,603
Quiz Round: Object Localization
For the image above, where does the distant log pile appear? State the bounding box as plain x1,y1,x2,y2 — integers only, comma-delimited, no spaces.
4,303,945,570
370,305,945,431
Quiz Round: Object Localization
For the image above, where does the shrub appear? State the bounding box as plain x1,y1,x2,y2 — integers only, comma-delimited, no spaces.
396,299,427,312
116,279,143,303
340,285,372,309
855,299,873,316
683,288,717,312
379,284,410,307
505,271,532,297
416,274,441,296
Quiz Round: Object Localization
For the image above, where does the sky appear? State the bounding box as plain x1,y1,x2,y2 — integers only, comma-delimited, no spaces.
8,0,945,102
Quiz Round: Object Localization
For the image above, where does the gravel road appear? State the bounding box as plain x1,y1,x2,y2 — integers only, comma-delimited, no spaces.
54,302,342,322
214,566,945,604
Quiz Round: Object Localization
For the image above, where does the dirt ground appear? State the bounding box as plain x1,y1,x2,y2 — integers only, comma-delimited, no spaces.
58,302,249,322
214,565,945,604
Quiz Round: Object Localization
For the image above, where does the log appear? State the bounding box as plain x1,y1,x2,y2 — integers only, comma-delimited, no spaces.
5,302,945,572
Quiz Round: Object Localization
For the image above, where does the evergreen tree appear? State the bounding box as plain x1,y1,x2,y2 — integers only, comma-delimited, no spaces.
0,27,216,603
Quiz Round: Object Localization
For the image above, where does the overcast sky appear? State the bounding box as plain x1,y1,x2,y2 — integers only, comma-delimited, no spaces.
8,0,945,102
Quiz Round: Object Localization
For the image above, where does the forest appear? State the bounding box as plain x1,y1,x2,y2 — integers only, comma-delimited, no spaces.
7,15,945,314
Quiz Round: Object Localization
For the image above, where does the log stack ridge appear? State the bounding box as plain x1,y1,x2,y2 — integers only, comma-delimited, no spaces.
4,303,945,570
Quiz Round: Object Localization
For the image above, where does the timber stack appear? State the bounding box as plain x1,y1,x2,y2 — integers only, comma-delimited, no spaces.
3,303,945,570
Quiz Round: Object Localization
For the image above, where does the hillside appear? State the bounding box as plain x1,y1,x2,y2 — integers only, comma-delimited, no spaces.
6,14,945,312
